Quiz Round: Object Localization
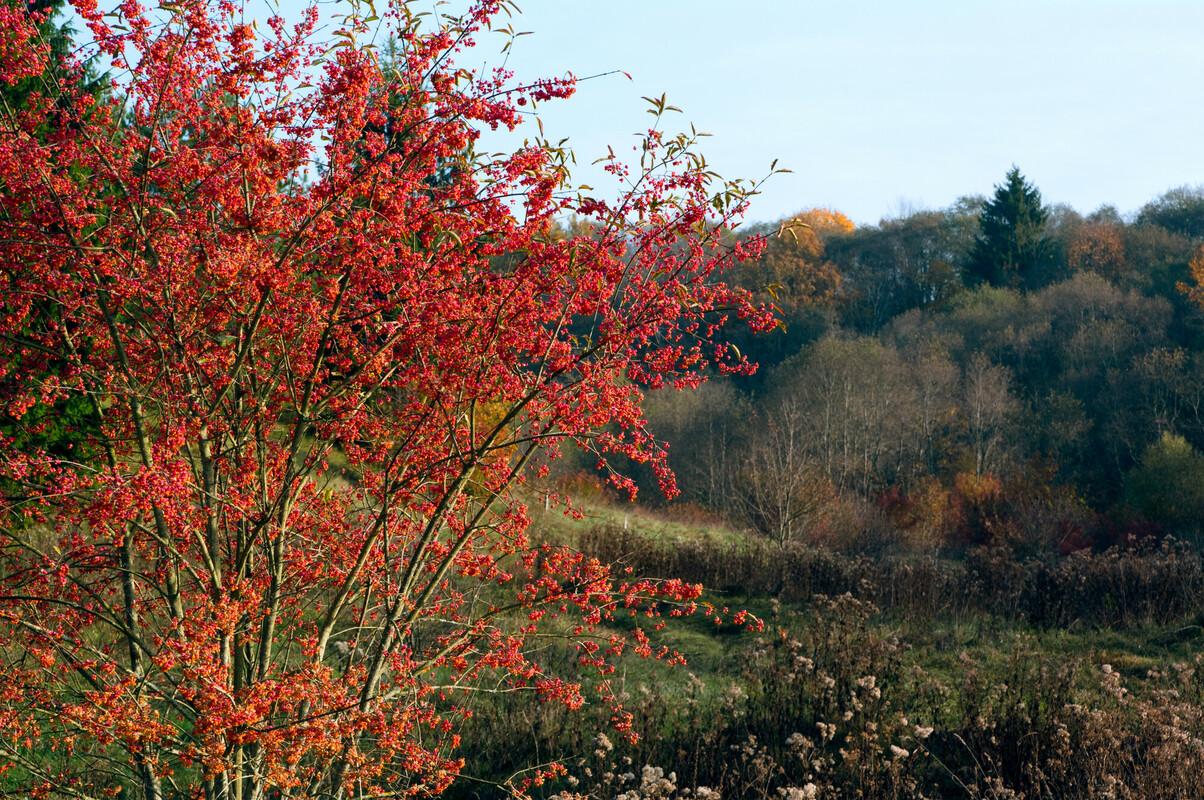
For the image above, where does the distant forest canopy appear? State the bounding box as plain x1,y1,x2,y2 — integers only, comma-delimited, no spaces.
587,169,1204,555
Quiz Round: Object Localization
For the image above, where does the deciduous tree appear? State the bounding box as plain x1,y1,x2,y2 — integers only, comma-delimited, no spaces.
1066,221,1127,283
0,1,772,796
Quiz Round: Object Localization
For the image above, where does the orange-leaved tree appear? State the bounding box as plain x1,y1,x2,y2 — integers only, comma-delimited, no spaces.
0,0,775,796
733,207,851,310
1177,243,1204,310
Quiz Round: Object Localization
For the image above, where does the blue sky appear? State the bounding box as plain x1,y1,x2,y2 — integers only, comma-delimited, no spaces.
249,1,1204,224
467,1,1204,224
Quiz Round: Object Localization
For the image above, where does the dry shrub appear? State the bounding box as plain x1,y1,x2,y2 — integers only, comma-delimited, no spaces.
933,652,1204,799
920,471,1095,555
487,595,1204,799
878,478,958,553
573,522,1204,628
808,493,895,554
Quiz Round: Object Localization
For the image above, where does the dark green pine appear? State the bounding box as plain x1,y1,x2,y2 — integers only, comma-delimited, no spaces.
968,166,1051,288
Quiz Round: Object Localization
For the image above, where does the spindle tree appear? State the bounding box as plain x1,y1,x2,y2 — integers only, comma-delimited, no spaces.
0,0,774,796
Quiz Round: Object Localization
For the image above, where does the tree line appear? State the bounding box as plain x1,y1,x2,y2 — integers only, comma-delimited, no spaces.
605,169,1204,554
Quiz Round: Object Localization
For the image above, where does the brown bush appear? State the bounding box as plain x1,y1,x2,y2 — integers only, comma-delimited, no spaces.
573,523,1204,629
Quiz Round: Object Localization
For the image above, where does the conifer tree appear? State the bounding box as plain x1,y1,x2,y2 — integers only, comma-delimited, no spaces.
1,0,99,111
0,0,106,468
968,166,1050,288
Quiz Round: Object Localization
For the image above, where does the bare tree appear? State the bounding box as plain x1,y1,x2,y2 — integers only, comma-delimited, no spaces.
963,354,1019,475
731,403,835,547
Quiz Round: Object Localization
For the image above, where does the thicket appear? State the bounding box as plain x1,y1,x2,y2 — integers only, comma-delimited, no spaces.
576,523,1204,629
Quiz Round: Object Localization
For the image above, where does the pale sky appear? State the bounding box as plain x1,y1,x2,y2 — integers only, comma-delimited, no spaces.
223,0,1204,224
470,1,1204,225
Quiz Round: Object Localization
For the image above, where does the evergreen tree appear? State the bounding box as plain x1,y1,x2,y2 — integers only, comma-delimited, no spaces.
2,0,85,111
968,166,1050,288
0,0,106,471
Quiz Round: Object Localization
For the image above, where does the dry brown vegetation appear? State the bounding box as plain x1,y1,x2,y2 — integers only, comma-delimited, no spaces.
444,512,1204,799
577,523,1204,629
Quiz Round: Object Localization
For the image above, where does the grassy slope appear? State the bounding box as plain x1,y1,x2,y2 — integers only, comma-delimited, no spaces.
529,495,1204,699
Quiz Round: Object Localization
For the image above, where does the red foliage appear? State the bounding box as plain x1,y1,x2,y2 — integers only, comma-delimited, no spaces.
0,1,771,796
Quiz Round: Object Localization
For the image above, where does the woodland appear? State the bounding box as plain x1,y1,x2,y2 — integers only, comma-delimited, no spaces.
621,168,1204,557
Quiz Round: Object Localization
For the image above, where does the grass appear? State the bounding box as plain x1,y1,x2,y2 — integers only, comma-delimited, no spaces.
532,494,1204,704
529,492,749,550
